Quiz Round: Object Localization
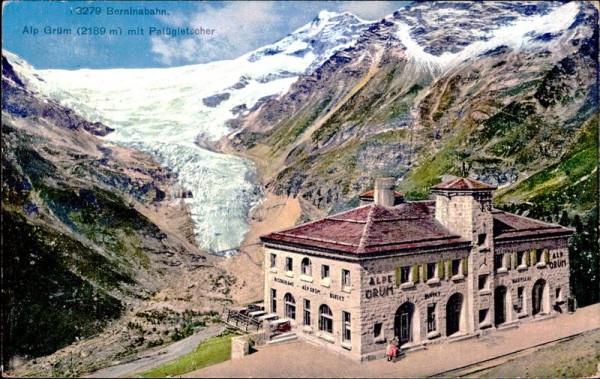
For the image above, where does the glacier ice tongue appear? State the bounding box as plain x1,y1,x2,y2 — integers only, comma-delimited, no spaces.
5,10,370,255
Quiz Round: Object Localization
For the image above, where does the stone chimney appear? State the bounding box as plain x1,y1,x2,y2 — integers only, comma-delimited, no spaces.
374,178,395,207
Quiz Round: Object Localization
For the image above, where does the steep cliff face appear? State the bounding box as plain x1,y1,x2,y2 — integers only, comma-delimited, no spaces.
2,57,226,365
228,1,598,220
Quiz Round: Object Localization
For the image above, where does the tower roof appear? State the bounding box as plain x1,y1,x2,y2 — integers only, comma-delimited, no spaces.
431,177,497,191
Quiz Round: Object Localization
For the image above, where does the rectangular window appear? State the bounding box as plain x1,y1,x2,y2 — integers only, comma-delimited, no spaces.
301,258,312,276
535,249,543,264
517,286,524,310
342,311,351,342
427,304,437,332
271,288,277,313
321,265,330,280
270,253,276,268
303,299,311,326
517,251,526,267
451,259,461,276
494,254,503,271
374,323,383,338
285,257,293,272
478,274,489,291
401,266,410,283
319,307,333,334
478,233,487,246
479,308,489,324
342,269,351,287
427,262,437,280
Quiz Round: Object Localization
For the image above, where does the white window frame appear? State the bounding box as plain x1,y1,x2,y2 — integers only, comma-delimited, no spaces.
284,293,296,320
342,269,351,287
301,257,312,278
342,311,351,342
427,303,437,333
303,299,311,326
318,304,333,334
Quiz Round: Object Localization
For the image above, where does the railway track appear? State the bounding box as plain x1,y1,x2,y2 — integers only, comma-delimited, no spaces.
429,330,592,377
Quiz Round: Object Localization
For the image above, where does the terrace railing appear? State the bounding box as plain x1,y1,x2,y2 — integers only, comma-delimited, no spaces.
222,308,262,332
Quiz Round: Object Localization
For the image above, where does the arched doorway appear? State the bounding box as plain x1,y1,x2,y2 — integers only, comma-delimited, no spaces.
532,279,548,316
284,293,296,319
446,293,463,336
394,302,415,346
494,286,507,326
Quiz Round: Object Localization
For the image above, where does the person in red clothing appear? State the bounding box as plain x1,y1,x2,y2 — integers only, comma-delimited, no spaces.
386,342,398,362
389,344,398,362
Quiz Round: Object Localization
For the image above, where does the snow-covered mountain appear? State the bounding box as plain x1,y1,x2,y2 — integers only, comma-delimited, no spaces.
394,1,582,75
5,1,597,254
5,11,370,255
229,0,597,221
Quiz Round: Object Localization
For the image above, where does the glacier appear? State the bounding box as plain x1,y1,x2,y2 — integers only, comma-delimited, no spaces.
5,12,369,255
394,1,580,76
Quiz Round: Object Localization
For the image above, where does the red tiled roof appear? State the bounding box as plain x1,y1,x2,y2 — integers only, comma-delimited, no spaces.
431,177,497,191
261,201,573,256
492,210,573,241
359,190,404,199
261,202,469,255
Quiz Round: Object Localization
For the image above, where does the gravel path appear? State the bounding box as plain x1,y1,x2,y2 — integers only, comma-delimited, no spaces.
86,324,226,378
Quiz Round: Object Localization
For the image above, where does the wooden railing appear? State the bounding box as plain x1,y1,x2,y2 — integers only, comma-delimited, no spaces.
223,308,262,332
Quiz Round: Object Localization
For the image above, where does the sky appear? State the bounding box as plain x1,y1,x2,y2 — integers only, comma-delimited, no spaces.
2,1,410,70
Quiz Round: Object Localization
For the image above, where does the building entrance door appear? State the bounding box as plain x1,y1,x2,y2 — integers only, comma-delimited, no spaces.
532,279,546,316
494,286,507,326
395,302,414,346
446,293,463,336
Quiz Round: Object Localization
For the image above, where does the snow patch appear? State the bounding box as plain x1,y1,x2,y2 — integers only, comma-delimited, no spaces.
395,1,580,74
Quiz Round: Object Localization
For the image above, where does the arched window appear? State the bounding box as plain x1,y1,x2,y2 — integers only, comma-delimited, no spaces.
319,304,333,333
284,293,296,319
301,257,312,276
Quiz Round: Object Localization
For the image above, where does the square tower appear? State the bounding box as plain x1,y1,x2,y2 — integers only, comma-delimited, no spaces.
431,177,497,332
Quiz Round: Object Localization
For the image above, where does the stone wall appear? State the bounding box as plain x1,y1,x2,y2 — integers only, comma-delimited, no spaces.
434,191,495,336
262,223,571,362
231,335,250,359
494,237,570,323
264,247,362,357
358,247,470,359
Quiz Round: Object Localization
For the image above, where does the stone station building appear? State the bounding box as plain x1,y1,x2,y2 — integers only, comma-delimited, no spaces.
260,177,573,361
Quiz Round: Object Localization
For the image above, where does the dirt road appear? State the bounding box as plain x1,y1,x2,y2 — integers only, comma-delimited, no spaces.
86,324,226,378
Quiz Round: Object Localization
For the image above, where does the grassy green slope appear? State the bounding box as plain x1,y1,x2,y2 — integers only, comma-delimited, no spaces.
495,114,598,215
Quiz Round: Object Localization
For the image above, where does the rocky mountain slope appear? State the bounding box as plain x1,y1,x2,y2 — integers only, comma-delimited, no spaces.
225,0,598,309
228,1,598,221
4,11,371,256
2,56,233,372
2,2,597,372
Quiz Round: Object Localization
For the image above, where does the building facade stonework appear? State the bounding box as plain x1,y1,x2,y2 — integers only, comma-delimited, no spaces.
261,177,572,361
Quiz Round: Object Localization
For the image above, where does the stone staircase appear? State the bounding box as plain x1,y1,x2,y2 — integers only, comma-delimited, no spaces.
267,332,298,345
